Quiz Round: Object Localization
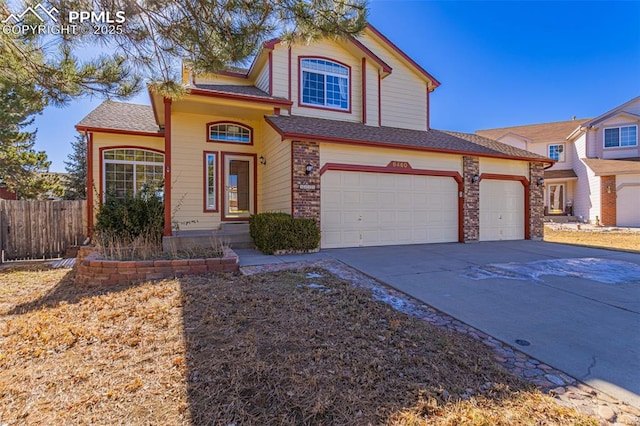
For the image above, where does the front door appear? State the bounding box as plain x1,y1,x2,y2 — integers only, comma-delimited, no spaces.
547,183,565,214
223,154,255,220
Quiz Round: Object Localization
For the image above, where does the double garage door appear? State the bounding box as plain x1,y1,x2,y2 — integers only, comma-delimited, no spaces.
321,171,525,248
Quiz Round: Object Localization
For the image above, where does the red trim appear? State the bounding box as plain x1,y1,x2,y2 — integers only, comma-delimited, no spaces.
189,88,293,107
274,107,281,116
203,151,219,213
298,56,352,114
426,87,430,131
220,152,258,222
287,47,292,101
320,162,463,243
98,145,166,205
348,36,393,73
479,173,531,240
206,121,254,146
263,38,280,49
86,132,93,237
378,72,382,126
366,23,441,88
75,126,163,138
290,142,294,215
163,98,172,236
268,51,273,96
218,70,249,79
362,58,367,124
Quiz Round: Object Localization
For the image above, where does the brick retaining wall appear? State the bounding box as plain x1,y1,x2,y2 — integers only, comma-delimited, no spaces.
75,246,239,285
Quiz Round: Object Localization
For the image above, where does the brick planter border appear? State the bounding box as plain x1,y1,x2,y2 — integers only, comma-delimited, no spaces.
75,246,239,285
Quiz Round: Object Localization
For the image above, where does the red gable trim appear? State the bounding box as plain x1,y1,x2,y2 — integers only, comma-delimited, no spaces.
189,88,293,107
348,36,393,74
75,126,163,138
366,23,441,88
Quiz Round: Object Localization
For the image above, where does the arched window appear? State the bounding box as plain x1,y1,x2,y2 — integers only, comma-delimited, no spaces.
207,122,252,144
300,58,350,111
103,148,164,199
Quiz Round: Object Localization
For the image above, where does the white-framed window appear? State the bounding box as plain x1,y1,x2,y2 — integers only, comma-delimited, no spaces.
548,144,565,162
604,125,637,148
204,151,217,211
300,58,350,111
103,148,164,199
207,122,252,144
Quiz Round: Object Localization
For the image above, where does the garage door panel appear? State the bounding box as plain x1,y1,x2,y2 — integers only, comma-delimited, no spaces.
321,171,458,248
480,180,525,241
617,185,640,227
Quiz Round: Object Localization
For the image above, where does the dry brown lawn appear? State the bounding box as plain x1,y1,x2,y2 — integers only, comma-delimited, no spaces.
0,264,597,425
544,226,640,253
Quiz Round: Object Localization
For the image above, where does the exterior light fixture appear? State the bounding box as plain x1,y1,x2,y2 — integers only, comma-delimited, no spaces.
607,185,611,194
259,155,266,165
472,174,479,183
537,177,545,186
305,163,313,175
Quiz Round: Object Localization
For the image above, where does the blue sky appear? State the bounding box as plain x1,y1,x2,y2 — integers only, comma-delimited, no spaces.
30,0,640,172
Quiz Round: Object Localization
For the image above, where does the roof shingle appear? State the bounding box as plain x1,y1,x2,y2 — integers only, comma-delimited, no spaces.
76,100,160,134
582,158,640,176
192,84,289,102
476,119,591,141
266,115,550,162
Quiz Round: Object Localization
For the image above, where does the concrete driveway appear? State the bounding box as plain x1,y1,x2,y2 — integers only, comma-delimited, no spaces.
325,241,640,407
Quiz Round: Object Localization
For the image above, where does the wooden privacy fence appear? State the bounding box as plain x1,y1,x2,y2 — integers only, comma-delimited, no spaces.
0,200,87,262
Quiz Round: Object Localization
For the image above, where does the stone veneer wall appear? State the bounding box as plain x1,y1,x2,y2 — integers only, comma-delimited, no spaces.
463,156,480,242
600,175,617,226
291,141,320,224
529,162,545,240
75,246,239,285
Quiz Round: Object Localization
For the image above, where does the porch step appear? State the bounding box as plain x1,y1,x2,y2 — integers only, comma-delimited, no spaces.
163,223,254,252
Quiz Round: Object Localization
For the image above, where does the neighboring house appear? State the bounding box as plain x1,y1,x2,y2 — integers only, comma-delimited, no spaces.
477,96,640,227
76,24,551,249
0,186,17,200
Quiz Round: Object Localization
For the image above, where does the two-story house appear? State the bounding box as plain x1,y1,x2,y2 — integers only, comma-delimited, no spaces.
77,24,551,249
477,96,640,227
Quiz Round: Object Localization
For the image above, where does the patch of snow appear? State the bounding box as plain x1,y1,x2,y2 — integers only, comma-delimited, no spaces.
306,272,323,278
462,258,640,285
306,283,331,293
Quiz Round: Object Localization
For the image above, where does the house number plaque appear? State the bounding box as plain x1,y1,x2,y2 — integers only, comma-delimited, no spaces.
299,184,316,190
387,161,412,169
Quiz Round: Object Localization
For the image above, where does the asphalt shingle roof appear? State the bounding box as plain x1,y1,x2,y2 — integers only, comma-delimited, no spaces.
582,158,640,176
544,169,578,179
192,84,289,102
76,100,160,134
476,119,591,141
266,115,550,162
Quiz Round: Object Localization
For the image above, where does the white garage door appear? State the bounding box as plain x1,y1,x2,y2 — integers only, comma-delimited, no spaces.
480,180,525,241
321,171,459,248
617,185,640,227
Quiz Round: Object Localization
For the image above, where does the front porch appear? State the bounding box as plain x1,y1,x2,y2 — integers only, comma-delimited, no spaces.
162,223,253,252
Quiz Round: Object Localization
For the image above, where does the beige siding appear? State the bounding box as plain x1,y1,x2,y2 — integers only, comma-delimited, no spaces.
170,112,262,231
260,125,291,213
497,135,528,151
357,33,427,131
594,114,640,160
255,62,270,94
479,158,529,177
271,47,289,99
320,144,462,173
289,39,362,123
91,133,164,205
365,60,380,126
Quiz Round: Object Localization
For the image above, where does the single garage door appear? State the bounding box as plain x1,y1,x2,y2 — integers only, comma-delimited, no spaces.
617,185,640,227
321,171,459,248
480,180,525,241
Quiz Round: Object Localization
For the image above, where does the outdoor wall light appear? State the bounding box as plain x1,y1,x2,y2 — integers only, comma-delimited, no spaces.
305,163,313,175
537,177,545,186
259,155,266,165
472,174,480,183
607,185,612,194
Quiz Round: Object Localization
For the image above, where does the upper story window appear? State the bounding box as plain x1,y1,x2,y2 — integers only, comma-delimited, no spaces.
604,125,637,148
300,58,350,111
548,144,565,162
103,148,164,200
208,122,252,144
